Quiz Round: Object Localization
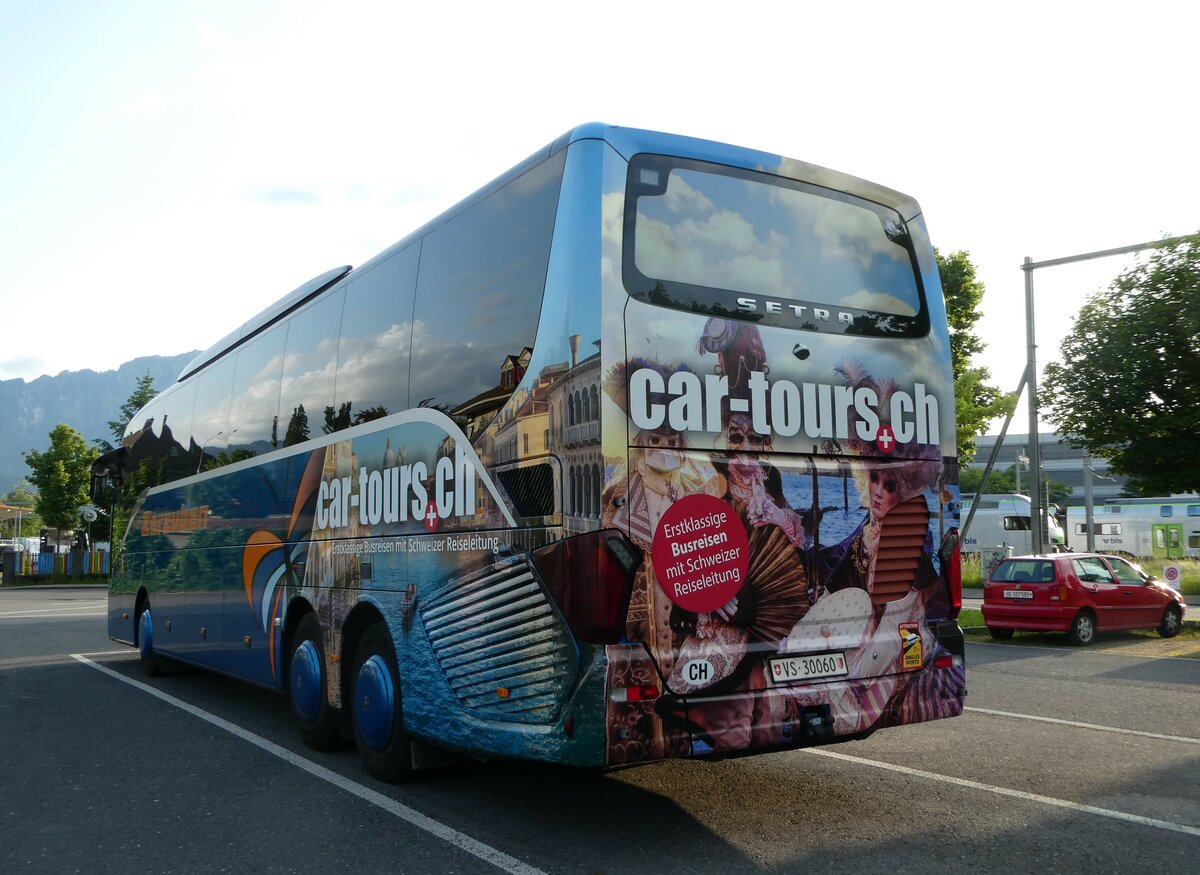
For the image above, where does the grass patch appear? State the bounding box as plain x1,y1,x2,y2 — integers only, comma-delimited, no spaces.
961,553,1200,595
959,608,985,628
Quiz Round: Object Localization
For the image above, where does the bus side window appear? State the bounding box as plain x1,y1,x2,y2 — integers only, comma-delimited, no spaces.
409,151,566,415
335,244,420,424
278,288,347,445
228,325,286,456
191,357,237,472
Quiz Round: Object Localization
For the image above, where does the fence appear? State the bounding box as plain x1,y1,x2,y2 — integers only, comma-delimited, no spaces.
5,550,109,579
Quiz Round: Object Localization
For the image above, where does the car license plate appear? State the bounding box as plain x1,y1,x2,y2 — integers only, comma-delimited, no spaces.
1003,589,1034,599
766,651,848,683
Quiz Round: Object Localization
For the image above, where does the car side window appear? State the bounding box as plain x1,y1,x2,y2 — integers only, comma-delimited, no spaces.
1107,558,1145,586
1072,557,1111,583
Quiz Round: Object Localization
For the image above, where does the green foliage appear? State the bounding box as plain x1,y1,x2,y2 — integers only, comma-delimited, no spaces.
959,463,1072,506
23,424,99,535
1044,235,1200,495
0,482,42,538
109,371,159,446
954,367,1015,464
936,249,1017,462
285,404,310,446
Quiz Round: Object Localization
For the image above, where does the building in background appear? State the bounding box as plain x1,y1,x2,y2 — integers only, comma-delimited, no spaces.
970,433,1128,507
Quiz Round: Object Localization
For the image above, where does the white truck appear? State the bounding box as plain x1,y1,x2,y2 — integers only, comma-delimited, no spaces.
959,493,1066,554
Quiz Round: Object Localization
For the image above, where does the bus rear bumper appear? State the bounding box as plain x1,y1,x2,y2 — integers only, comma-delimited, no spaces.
605,637,966,765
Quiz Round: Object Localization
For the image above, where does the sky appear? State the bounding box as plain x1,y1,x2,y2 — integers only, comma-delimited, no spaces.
2,0,1196,437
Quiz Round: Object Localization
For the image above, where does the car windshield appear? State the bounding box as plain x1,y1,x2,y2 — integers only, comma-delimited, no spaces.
991,559,1056,583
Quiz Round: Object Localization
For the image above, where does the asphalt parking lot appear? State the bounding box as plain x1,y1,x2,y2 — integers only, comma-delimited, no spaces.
2,585,1197,874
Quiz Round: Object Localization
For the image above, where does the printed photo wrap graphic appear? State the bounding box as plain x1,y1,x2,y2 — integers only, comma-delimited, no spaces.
651,493,749,613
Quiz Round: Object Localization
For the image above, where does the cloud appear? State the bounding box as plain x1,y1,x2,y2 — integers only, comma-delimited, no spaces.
247,188,321,205
0,356,46,383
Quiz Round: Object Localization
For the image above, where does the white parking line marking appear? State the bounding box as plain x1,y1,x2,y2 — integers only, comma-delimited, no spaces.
0,607,106,619
967,706,1200,744
73,654,547,875
802,748,1200,838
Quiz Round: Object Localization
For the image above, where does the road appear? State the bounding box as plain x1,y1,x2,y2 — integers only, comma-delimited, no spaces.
2,586,1197,873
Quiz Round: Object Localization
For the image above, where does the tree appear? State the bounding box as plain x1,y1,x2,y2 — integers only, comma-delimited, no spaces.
23,424,99,543
96,371,159,452
936,249,1016,463
959,464,1072,507
0,482,42,539
284,404,310,446
1043,235,1200,495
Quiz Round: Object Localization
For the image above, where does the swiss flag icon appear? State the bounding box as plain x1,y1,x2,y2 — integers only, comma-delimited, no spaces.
876,425,896,455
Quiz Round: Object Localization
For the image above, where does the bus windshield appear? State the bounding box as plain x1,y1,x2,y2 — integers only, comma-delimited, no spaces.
625,155,926,335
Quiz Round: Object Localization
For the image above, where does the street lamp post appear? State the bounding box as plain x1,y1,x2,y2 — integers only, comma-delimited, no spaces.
1019,234,1193,555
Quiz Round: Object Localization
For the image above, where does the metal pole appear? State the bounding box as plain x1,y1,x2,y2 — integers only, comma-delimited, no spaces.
1083,452,1095,551
960,367,1028,545
1024,257,1044,555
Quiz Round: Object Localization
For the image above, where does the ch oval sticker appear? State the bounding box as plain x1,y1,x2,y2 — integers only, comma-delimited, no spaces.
681,658,716,686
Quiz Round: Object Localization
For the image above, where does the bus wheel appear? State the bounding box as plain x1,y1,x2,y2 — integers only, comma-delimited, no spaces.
1158,604,1182,639
136,600,169,677
288,613,341,750
1067,610,1096,646
350,622,412,782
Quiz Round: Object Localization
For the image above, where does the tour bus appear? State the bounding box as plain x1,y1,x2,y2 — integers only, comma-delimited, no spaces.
94,124,965,781
959,493,1066,554
1066,497,1200,559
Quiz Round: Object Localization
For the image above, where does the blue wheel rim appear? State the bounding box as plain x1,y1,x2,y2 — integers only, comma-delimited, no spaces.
138,609,154,661
354,654,395,751
291,639,323,723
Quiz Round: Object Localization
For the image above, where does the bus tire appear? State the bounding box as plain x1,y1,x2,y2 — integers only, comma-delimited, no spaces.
1067,610,1096,646
1158,604,1182,639
987,626,1014,640
288,613,341,750
350,621,412,782
136,599,170,677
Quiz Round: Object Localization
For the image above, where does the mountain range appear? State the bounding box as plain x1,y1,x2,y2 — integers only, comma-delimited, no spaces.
0,353,197,494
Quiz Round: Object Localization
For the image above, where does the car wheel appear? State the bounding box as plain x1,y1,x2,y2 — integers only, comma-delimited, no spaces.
288,613,342,750
1158,604,1182,639
350,621,412,782
987,627,1014,640
1067,610,1096,646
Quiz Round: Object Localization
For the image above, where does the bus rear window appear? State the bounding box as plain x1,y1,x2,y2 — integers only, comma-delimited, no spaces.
624,155,926,337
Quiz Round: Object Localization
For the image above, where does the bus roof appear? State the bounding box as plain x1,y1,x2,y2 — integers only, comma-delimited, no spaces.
174,123,923,387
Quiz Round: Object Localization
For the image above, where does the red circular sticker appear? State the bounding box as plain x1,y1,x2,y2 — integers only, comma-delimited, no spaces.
651,493,749,613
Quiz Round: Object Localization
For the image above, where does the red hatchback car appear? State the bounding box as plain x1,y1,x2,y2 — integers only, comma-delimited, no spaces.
982,553,1186,646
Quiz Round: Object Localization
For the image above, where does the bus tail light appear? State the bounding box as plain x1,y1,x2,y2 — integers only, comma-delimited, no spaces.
532,530,642,644
939,528,962,621
610,684,660,703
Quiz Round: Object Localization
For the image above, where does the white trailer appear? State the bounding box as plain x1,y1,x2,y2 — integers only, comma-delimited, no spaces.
1066,497,1200,560
960,493,1066,554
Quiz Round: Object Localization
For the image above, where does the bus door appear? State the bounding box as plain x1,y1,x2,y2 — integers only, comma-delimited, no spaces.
1151,523,1184,560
